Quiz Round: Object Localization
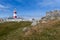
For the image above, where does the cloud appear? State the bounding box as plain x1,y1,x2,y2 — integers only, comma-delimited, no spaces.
0,4,11,12
37,0,60,8
15,0,60,9
0,4,9,9
0,4,5,8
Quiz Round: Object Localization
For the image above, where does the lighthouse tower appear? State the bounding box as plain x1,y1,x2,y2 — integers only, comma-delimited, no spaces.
13,8,17,19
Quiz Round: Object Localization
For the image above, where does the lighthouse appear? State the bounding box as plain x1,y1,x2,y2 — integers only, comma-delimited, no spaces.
13,8,17,19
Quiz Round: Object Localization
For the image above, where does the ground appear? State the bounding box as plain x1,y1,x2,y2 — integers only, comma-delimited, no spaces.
0,20,60,40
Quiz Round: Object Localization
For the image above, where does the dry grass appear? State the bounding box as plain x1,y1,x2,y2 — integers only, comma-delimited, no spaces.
23,20,60,40
0,20,60,40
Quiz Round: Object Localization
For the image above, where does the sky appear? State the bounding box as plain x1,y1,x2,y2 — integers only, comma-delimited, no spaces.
0,0,60,19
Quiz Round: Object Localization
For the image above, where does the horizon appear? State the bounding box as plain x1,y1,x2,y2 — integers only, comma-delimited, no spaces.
0,0,60,19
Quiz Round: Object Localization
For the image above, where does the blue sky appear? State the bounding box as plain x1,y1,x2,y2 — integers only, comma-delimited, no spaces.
0,0,60,19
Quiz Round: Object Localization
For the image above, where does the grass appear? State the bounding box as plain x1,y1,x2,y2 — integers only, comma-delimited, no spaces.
21,20,60,40
0,21,32,40
0,20,60,40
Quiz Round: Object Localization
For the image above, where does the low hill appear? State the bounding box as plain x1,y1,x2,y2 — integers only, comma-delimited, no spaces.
22,20,60,40
0,20,60,40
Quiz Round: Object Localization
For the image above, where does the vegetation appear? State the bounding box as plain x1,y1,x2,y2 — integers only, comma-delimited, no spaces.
0,20,60,40
0,21,32,40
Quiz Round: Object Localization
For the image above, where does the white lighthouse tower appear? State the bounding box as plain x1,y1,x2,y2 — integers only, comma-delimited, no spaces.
13,8,17,19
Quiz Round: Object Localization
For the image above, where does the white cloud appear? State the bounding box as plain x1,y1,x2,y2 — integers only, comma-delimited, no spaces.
0,4,5,8
37,0,60,8
0,4,11,12
0,4,9,9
